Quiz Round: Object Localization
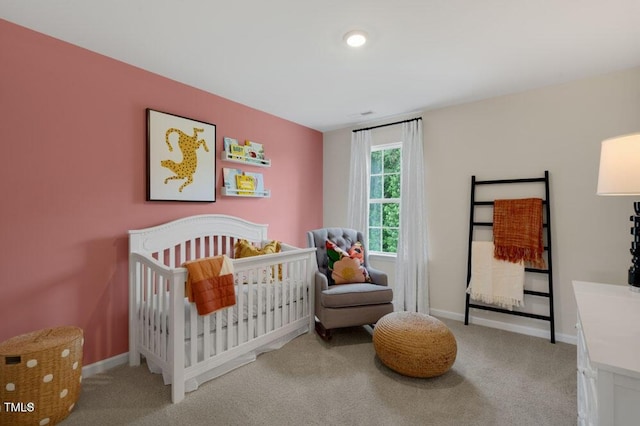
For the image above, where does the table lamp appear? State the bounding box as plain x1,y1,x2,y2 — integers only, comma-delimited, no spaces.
597,133,640,291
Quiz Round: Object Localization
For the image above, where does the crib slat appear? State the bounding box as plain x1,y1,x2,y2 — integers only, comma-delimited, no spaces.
135,263,142,349
144,266,152,351
203,310,211,361
153,273,159,355
300,260,307,318
256,269,264,337
179,243,185,266
285,261,292,324
238,274,245,345
283,262,289,325
160,276,167,361
155,275,165,358
247,271,255,342
215,310,223,355
150,269,157,352
227,295,233,350
290,261,297,321
169,247,175,268
189,304,197,366
292,261,297,320
266,272,273,333
189,238,196,262
274,270,282,329
294,260,300,319
197,237,204,259
153,274,160,356
228,236,233,255
279,262,286,326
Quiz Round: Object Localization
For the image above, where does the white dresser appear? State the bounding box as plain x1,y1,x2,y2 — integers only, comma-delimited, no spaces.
573,280,640,425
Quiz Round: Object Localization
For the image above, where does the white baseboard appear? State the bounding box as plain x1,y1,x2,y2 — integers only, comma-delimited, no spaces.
429,308,576,345
82,352,128,378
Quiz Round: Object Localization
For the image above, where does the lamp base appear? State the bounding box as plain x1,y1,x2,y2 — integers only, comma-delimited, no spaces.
630,201,640,290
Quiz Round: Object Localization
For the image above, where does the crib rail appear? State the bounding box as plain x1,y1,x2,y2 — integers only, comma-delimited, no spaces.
129,246,316,402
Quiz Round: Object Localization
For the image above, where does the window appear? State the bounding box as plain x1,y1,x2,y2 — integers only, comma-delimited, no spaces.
368,143,401,254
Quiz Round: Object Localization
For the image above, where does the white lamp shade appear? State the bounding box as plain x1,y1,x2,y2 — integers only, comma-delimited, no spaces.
597,133,640,195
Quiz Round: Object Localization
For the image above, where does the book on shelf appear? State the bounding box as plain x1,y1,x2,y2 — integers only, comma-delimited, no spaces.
223,137,238,153
235,174,256,195
229,143,245,160
243,171,264,194
222,168,242,190
244,140,265,164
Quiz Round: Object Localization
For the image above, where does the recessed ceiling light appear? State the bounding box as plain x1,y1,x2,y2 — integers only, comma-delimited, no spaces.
344,30,367,48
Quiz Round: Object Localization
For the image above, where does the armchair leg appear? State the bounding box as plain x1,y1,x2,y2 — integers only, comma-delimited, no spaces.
315,321,332,341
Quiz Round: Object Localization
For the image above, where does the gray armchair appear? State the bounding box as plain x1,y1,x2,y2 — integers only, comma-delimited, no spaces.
307,227,394,340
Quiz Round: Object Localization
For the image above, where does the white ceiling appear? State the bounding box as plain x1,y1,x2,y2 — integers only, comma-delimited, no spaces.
3,1,640,132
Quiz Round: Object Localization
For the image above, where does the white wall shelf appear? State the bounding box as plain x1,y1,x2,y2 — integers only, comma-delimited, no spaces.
221,188,271,198
221,151,271,168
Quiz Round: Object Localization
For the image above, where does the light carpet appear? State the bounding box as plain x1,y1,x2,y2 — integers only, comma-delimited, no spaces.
64,318,576,425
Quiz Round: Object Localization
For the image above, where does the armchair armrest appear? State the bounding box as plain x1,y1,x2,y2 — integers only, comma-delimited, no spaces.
314,270,329,292
367,266,388,286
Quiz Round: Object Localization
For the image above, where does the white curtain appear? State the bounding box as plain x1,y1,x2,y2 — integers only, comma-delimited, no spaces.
347,130,372,233
395,119,429,313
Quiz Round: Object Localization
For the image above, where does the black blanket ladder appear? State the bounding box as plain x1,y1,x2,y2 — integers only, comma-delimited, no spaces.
464,171,555,343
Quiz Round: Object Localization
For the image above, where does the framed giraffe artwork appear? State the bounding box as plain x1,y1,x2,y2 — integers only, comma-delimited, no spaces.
147,108,216,202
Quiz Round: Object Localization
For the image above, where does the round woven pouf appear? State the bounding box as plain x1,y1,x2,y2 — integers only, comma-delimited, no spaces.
373,312,457,378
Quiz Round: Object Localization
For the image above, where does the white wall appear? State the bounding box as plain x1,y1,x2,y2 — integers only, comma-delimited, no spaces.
323,66,640,342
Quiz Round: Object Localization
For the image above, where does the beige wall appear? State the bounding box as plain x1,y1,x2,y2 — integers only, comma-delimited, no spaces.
323,67,640,343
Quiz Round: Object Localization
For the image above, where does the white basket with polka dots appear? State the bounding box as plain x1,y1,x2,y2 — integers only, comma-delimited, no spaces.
0,326,83,426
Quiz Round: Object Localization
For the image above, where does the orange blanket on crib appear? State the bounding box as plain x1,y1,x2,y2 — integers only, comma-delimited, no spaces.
183,255,235,316
493,198,545,269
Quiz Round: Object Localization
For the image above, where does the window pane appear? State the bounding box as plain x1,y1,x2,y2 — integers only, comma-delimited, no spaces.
371,150,383,174
369,203,381,227
383,148,401,173
369,227,382,252
382,228,399,253
382,203,399,227
383,173,400,198
370,175,383,199
368,145,402,254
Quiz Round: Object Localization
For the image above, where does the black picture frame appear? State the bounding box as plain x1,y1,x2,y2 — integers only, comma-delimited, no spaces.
147,108,216,202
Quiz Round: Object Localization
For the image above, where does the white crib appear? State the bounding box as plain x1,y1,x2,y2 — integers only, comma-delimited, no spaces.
128,214,316,403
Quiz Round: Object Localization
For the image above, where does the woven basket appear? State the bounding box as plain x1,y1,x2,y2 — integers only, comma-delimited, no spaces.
0,326,83,426
373,312,456,378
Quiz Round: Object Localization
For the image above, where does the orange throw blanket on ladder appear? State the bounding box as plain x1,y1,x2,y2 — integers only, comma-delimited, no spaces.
493,198,546,269
183,255,235,316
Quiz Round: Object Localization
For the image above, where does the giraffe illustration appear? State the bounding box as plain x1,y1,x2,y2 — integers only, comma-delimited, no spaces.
161,127,209,192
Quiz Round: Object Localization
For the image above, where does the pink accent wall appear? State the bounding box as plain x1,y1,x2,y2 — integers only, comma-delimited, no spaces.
0,20,323,365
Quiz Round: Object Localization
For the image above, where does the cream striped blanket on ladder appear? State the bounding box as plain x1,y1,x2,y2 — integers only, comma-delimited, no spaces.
467,241,525,310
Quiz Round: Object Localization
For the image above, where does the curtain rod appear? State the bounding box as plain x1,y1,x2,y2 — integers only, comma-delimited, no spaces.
352,117,422,133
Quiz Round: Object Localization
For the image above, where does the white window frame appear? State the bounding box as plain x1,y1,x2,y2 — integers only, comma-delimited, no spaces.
368,142,402,256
